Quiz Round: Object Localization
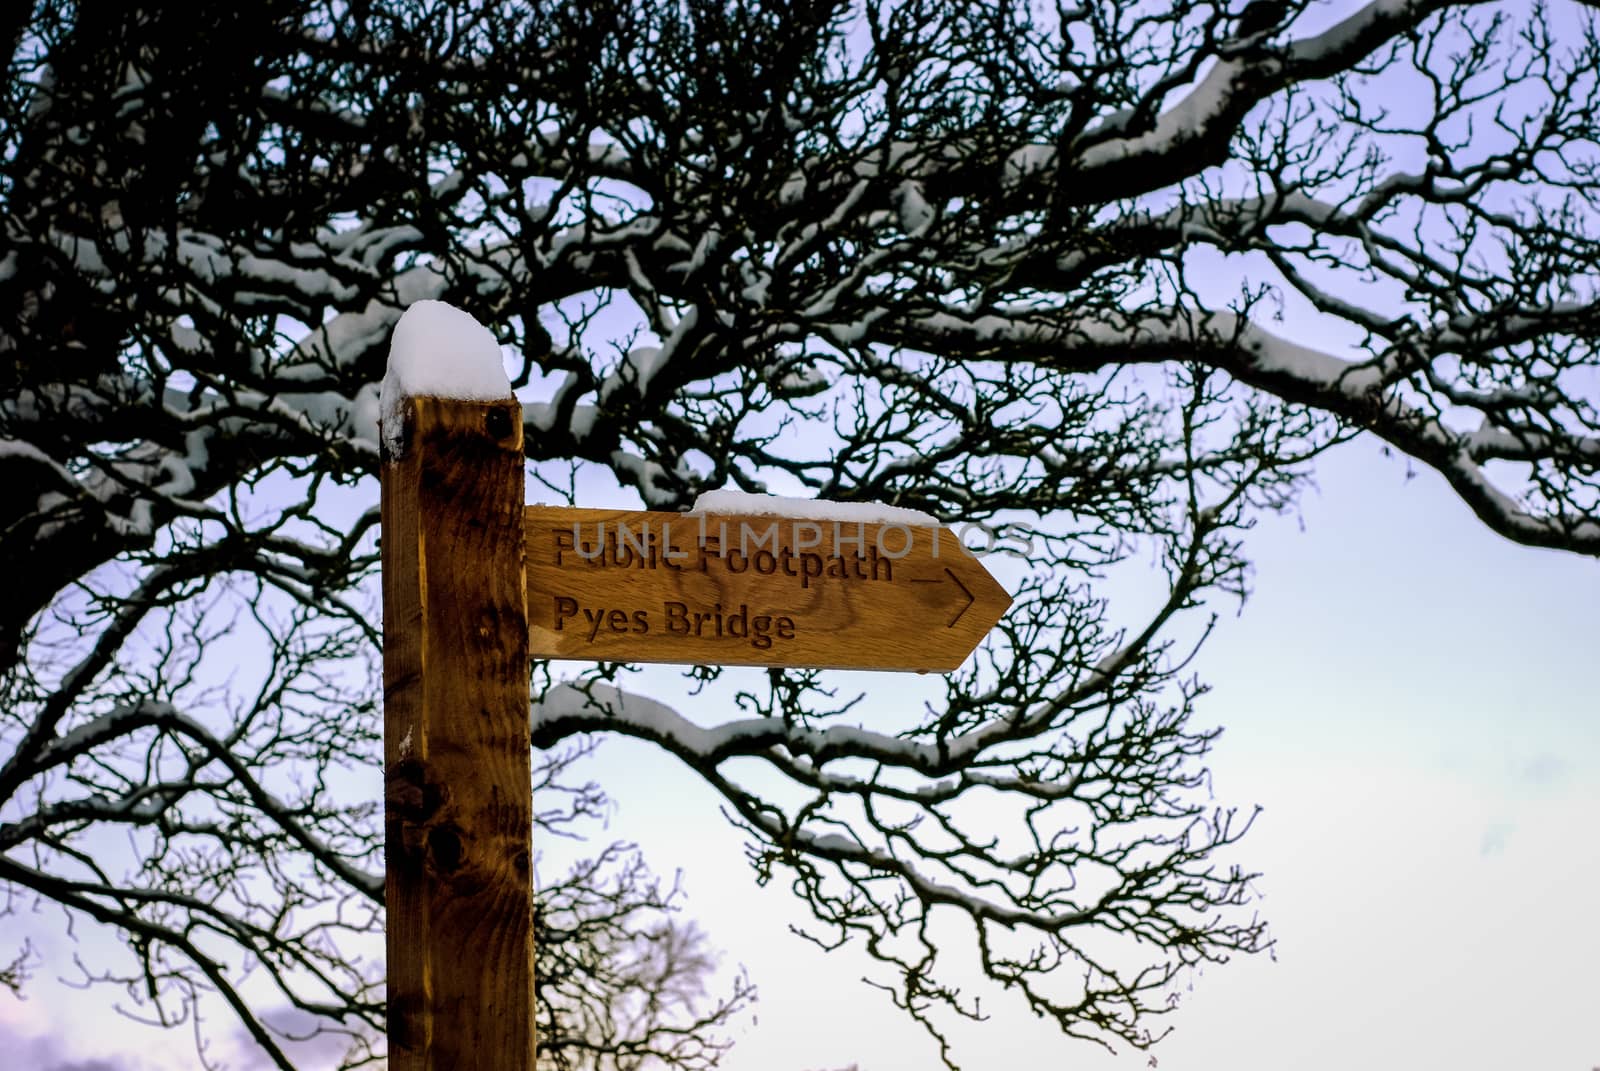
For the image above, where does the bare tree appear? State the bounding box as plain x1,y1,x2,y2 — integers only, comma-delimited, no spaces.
1,0,1595,1067
537,842,754,1071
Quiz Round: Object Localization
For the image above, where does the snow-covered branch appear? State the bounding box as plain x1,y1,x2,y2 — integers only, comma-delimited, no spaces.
4,0,1596,1066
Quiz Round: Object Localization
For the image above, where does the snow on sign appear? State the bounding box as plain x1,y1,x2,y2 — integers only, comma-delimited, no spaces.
525,503,1012,672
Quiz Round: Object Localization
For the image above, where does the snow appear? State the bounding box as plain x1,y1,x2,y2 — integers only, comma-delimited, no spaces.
690,489,938,526
893,180,935,233
525,400,599,440
379,300,512,457
531,681,685,739
530,682,955,769
774,365,832,397
294,262,449,373
0,437,73,471
806,833,860,854
349,382,383,450
1076,59,1243,170
598,344,668,402
610,449,680,508
1003,144,1055,184
625,345,666,387
1289,0,1413,64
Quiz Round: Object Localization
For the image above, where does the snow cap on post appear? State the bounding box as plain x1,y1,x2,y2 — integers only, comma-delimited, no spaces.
379,299,513,459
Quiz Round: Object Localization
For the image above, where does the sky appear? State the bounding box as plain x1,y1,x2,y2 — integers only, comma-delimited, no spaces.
533,436,1600,1071
11,430,1590,1071
5,1,1599,1068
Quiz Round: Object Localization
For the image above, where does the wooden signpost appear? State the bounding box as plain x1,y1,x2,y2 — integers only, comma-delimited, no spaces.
382,396,1010,1069
381,396,534,1070
525,506,1011,672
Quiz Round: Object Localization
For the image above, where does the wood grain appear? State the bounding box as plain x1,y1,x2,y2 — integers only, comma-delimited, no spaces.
525,506,1012,672
382,397,533,1070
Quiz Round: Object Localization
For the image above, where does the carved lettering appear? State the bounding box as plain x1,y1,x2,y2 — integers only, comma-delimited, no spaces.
551,520,912,592
553,595,578,630
660,600,798,649
552,595,651,638
527,507,1014,672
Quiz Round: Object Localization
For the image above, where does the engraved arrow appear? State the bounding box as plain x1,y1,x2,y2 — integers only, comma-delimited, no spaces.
910,568,976,628
943,568,975,628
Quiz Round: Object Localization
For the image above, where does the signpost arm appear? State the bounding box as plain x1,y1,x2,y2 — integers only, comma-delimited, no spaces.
381,395,533,1069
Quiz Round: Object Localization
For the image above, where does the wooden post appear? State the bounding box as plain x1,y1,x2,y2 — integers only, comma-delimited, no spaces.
381,395,533,1069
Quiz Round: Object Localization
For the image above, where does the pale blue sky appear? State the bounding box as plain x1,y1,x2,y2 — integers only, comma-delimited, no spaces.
8,282,1597,1071
544,436,1599,1071
5,338,1596,1071
5,0,1598,1065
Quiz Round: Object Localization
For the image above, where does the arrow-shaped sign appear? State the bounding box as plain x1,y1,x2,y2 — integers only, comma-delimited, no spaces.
524,506,1012,672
